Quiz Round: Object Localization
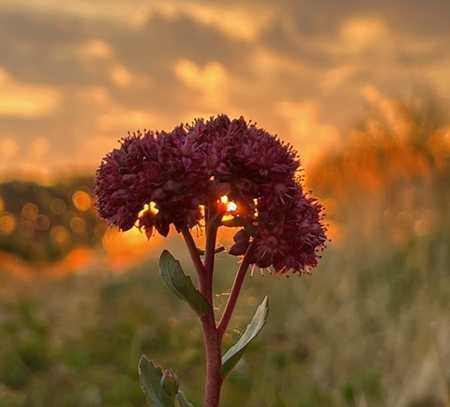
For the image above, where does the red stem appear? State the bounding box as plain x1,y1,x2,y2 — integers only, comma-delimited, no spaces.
181,228,208,294
217,243,253,340
181,197,251,406
200,210,222,406
203,217,220,304
181,221,223,407
200,314,222,407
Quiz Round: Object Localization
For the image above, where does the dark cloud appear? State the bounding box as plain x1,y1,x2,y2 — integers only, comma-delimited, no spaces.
260,21,338,68
111,12,248,72
0,9,94,85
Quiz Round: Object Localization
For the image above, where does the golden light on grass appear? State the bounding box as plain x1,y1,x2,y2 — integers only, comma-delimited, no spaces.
414,213,433,237
52,247,94,276
72,191,92,212
101,227,164,270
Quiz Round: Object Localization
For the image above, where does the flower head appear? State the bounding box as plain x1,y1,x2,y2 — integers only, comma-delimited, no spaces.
95,130,206,236
250,186,327,273
95,115,327,273
185,115,300,207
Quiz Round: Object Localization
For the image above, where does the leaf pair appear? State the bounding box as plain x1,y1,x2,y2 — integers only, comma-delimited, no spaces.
159,250,269,378
139,356,195,407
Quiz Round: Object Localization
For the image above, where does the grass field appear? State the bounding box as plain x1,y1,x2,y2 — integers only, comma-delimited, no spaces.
1,102,449,407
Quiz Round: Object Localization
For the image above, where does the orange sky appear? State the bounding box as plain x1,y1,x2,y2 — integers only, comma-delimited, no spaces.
1,0,450,180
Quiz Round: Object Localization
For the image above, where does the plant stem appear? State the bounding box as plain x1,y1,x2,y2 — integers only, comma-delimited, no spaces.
217,243,253,340
182,203,251,406
201,210,223,407
200,314,222,407
182,223,223,407
181,228,208,294
204,217,219,304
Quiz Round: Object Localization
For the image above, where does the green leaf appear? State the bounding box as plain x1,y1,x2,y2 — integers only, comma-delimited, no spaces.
221,296,269,377
159,250,211,317
138,356,177,407
139,356,196,407
176,391,195,407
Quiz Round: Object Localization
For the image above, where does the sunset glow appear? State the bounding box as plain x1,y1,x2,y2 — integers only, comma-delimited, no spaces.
0,1,449,178
0,3,448,406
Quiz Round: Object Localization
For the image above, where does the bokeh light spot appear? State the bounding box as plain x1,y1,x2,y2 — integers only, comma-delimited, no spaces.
0,213,16,235
51,225,70,246
72,191,92,212
21,202,39,221
70,216,86,234
50,198,67,215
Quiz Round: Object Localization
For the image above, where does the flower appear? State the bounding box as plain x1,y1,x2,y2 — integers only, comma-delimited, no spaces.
95,115,327,273
185,115,300,207
250,186,327,273
95,130,206,236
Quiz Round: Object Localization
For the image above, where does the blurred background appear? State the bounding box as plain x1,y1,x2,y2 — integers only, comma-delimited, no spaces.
0,1,449,406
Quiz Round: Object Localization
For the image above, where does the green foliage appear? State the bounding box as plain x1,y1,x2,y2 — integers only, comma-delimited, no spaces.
221,296,269,377
138,357,196,407
159,250,211,317
1,104,449,407
176,392,195,407
139,357,177,407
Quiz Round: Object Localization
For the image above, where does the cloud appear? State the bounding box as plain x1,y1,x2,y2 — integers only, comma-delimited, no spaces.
109,64,133,88
97,109,156,133
276,101,340,162
165,2,273,42
174,59,229,108
0,68,61,118
0,0,449,178
77,39,113,60
0,138,19,161
320,64,359,91
1,0,273,42
339,17,388,53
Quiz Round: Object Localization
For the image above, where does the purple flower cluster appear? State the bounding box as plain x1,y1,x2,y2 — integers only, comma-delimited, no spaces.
95,131,206,237
95,115,327,273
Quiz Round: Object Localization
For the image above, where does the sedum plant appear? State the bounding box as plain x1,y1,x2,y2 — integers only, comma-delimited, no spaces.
95,115,327,407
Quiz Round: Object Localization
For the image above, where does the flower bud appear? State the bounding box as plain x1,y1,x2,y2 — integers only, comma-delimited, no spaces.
229,240,250,256
233,229,250,244
160,369,179,396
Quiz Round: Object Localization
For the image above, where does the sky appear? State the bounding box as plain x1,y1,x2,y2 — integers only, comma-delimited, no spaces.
1,0,449,180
